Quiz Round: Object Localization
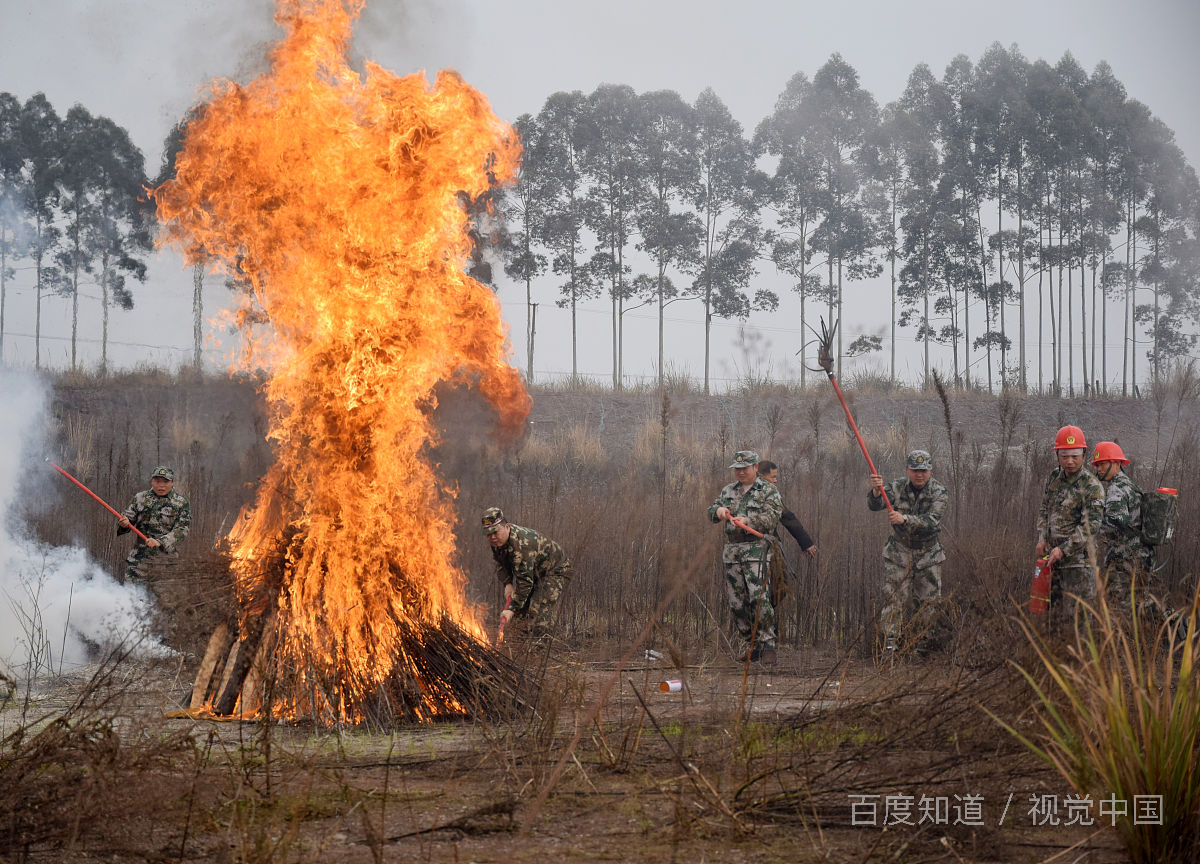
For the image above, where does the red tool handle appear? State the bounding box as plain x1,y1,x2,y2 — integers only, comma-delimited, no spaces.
496,595,513,645
47,459,151,543
730,517,764,538
826,371,894,512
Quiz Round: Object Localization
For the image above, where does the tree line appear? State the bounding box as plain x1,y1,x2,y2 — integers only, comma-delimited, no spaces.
3,43,1198,392
499,45,1200,394
0,93,156,372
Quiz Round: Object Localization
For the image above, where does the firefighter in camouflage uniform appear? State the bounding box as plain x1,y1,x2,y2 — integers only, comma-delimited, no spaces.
869,450,948,653
1091,441,1153,606
117,465,191,584
483,507,572,637
1035,426,1105,622
709,450,783,665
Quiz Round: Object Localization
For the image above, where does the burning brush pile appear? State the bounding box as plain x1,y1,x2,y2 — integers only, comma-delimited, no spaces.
153,0,531,724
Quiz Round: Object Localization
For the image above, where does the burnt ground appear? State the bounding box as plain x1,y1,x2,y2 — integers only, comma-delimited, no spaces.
1,643,1132,864
11,375,1193,862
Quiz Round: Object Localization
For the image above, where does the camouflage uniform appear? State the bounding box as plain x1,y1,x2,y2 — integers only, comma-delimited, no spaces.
1097,469,1152,606
119,469,191,583
708,459,783,653
490,523,572,632
868,459,948,648
1036,466,1105,620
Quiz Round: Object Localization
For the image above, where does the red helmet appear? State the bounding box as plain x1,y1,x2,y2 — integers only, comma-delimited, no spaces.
1091,441,1129,465
1053,425,1087,450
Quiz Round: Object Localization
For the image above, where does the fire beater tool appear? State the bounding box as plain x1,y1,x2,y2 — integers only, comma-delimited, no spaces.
46,459,150,543
808,317,894,513
730,517,764,538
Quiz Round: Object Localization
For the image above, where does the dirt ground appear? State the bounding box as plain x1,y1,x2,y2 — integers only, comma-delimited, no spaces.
1,643,1133,863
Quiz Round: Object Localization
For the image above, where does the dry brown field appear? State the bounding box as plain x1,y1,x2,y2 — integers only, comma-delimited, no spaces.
3,370,1198,862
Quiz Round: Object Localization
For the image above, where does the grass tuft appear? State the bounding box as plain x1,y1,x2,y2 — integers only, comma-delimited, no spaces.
995,584,1200,864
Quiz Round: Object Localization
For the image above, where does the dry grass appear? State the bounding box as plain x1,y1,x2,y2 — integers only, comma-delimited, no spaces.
3,369,1196,860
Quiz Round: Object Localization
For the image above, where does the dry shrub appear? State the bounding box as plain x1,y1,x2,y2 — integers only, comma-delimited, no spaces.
0,655,198,857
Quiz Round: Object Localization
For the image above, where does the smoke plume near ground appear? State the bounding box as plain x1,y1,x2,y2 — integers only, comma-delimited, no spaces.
0,371,165,680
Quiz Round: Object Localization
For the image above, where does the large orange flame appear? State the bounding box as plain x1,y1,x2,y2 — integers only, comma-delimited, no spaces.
154,0,529,716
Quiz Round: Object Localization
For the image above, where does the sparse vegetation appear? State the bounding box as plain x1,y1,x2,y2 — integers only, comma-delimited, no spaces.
2,370,1197,861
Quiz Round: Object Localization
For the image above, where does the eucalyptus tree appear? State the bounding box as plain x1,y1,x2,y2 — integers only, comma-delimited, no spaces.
632,89,700,387
892,64,947,385
535,90,595,384
56,106,100,370
19,93,62,371
938,54,991,389
1023,59,1069,392
94,117,152,373
500,113,549,381
863,105,905,383
1050,54,1096,396
0,92,28,366
756,71,827,385
1133,118,1199,387
973,43,1031,388
685,87,772,393
57,107,150,371
579,84,642,390
1117,98,1154,393
806,55,881,378
1081,62,1129,392
156,108,210,371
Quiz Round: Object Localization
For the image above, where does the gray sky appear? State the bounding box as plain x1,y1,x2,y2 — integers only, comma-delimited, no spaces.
2,0,1198,386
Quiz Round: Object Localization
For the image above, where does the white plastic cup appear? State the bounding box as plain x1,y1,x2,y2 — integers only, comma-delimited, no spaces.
659,679,683,693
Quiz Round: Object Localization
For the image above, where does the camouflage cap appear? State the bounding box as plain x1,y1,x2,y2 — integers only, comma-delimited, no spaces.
906,450,933,470
729,450,759,469
481,507,507,534
150,465,175,482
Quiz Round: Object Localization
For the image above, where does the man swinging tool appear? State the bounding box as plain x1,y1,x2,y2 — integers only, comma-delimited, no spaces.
808,318,946,656
708,450,783,665
869,451,948,654
118,466,191,585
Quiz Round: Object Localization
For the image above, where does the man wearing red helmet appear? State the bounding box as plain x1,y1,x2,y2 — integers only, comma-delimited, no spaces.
1035,426,1105,620
1092,441,1151,605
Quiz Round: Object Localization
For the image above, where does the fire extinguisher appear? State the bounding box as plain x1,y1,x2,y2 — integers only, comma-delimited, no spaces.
1029,557,1053,615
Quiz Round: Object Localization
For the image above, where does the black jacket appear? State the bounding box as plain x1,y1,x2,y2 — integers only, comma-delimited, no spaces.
777,505,814,551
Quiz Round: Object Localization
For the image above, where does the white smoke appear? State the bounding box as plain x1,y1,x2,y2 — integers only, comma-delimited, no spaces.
0,370,167,682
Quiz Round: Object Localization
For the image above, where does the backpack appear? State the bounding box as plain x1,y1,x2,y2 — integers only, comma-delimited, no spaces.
1140,487,1179,547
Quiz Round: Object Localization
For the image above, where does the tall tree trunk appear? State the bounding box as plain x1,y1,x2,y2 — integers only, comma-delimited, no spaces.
1050,219,1059,394
528,303,537,387
1130,201,1137,393
800,226,808,389
71,266,79,370
890,181,897,385
1077,176,1088,395
100,256,110,375
997,163,1007,387
1152,208,1161,389
962,192,971,389
922,233,930,386
34,212,46,371
977,208,992,393
1017,160,1026,391
570,238,579,386
193,263,205,371
1122,194,1131,396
